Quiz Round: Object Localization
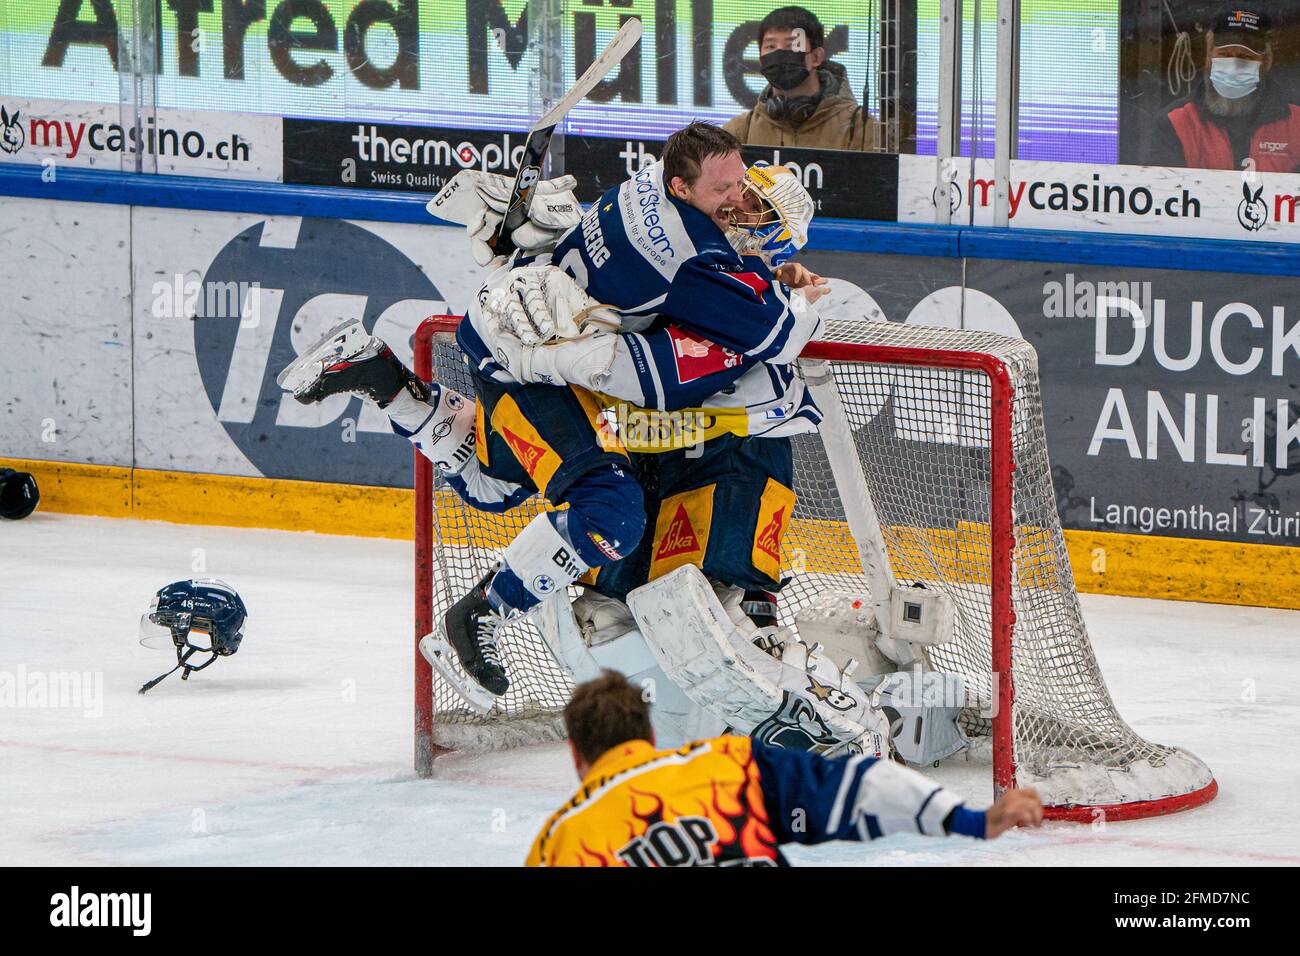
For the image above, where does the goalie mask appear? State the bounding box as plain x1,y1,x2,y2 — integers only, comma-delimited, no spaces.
138,579,248,693
726,163,814,267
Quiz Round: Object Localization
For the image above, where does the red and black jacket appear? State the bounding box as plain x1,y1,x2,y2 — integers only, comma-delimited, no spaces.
1152,79,1300,172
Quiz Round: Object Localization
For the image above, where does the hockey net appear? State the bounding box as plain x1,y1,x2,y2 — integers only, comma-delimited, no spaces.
413,315,1217,821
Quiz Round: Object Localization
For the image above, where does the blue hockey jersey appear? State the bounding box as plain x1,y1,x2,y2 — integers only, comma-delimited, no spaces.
458,161,823,428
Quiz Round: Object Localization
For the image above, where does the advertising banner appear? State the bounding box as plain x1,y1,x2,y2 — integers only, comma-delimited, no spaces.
563,135,900,221
800,247,1300,547
0,196,134,465
899,155,1300,243
5,3,1117,161
283,117,530,194
6,188,1295,551
130,210,482,486
0,97,282,180
282,120,902,220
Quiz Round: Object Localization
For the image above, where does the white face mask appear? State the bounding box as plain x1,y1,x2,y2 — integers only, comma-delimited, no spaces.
1210,57,1262,100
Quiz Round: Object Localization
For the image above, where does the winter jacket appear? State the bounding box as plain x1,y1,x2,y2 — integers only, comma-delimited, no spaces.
724,61,880,152
1151,77,1300,171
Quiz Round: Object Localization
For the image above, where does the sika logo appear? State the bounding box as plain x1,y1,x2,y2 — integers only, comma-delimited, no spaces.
1238,181,1268,231
502,426,547,476
655,504,701,560
0,106,24,154
755,505,786,561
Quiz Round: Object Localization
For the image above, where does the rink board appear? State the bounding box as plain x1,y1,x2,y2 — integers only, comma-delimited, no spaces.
1,178,1298,612
3,455,1297,612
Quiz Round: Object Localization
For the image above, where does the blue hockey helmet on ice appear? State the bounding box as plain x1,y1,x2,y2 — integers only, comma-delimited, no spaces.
138,578,248,693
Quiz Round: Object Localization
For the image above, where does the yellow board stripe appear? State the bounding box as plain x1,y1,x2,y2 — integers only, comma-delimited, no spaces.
1064,529,1300,610
4,456,1298,610
0,456,413,539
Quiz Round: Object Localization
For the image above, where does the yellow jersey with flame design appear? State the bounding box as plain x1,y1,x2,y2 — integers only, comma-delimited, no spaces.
525,735,988,867
526,737,782,867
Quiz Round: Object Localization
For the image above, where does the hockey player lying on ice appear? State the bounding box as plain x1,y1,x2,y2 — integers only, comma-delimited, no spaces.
527,671,1042,866
279,122,923,761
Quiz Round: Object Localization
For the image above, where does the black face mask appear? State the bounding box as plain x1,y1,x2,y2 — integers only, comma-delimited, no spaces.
759,49,811,91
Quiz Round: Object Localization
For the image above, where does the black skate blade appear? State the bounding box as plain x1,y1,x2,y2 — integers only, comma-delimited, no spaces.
419,631,499,715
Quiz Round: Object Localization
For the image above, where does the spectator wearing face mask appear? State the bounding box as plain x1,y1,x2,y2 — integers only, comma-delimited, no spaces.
725,6,878,152
1150,7,1300,171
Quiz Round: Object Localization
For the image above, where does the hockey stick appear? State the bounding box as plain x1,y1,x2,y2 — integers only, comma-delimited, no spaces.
488,16,643,256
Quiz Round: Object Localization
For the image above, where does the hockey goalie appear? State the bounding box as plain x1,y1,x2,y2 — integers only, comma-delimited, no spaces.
279,122,964,765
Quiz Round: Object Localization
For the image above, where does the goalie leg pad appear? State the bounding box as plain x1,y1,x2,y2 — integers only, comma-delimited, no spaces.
535,594,604,685
535,593,723,749
626,565,893,758
589,626,724,750
875,671,969,766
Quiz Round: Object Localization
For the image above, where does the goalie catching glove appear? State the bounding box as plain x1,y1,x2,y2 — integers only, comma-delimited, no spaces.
428,170,583,267
475,265,624,388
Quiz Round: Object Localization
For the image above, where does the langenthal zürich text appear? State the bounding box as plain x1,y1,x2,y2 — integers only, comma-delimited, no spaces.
1089,498,1300,539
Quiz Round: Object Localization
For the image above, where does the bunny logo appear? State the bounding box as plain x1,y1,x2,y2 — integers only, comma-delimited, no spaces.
0,106,24,155
1238,181,1267,232
932,179,962,214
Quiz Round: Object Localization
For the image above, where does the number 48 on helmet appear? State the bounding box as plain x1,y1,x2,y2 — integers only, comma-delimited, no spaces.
138,579,248,694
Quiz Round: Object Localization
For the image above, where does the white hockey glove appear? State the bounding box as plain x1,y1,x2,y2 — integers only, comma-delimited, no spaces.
483,265,621,343
478,266,623,387
428,170,582,267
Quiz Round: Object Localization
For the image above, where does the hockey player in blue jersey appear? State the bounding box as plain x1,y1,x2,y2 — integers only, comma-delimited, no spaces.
438,126,833,698
278,125,842,726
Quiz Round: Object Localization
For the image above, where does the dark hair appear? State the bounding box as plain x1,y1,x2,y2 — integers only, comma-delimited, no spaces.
758,5,825,51
564,670,654,765
662,121,742,189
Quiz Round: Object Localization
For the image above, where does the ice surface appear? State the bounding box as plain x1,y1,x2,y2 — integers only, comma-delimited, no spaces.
2,513,1297,866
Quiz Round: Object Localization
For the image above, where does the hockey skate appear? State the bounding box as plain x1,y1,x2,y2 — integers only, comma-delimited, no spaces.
419,569,511,713
276,319,428,406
